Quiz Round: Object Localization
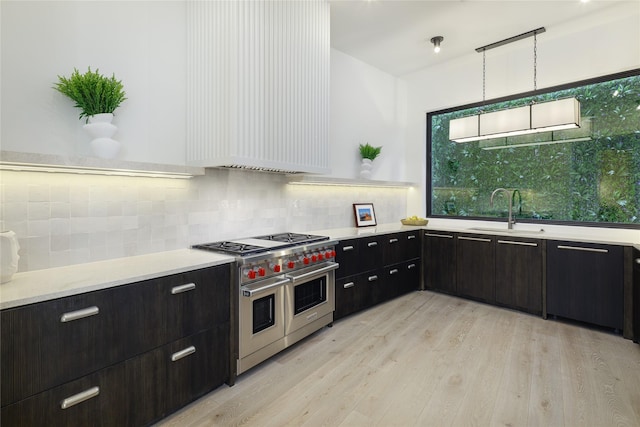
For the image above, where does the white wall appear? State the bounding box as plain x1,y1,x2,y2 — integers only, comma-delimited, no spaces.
403,1,640,216
0,1,186,164
330,49,407,181
1,2,407,182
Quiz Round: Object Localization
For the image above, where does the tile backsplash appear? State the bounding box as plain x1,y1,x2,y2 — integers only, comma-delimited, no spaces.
0,168,408,272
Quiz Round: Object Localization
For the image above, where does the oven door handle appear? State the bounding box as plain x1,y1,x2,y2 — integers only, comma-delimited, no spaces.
242,277,291,297
286,262,339,283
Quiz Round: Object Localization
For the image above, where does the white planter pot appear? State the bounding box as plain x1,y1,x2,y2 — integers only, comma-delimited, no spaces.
360,158,373,179
0,231,20,283
83,113,121,159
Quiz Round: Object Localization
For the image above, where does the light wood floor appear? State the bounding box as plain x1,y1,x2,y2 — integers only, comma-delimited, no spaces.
157,291,640,427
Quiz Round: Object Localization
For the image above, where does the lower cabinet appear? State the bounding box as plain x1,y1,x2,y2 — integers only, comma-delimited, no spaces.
388,259,420,298
547,240,624,330
334,231,421,321
423,230,543,316
0,264,231,426
423,231,457,294
634,248,640,343
495,237,543,315
1,328,225,427
456,234,496,303
335,270,384,320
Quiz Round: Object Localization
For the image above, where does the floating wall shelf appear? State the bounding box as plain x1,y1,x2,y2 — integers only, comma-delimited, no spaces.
287,175,416,188
0,151,205,179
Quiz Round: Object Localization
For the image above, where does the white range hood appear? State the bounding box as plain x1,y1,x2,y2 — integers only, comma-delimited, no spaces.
186,1,330,174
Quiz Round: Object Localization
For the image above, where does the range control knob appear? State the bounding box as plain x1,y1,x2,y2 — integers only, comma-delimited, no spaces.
303,257,310,265
287,260,296,269
258,267,266,277
318,253,324,261
325,250,333,259
311,254,318,262
247,269,256,280
272,264,281,273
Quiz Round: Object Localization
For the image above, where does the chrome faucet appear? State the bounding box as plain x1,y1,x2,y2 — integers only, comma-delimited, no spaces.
490,188,521,229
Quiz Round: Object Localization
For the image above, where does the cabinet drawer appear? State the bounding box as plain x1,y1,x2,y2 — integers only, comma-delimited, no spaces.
385,259,420,297
1,280,164,406
335,239,360,279
0,349,164,427
383,231,421,266
165,266,231,342
164,327,228,414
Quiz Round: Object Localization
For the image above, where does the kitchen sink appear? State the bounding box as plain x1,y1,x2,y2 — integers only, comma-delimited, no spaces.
467,227,545,234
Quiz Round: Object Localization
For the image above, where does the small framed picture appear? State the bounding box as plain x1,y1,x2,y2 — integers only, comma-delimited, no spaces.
353,203,377,227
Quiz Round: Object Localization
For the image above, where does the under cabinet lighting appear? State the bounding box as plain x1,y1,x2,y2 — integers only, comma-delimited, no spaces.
0,151,203,179
288,176,414,188
0,162,195,179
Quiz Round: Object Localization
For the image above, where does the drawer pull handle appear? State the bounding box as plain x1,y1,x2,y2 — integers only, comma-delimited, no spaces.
61,386,100,409
60,306,99,323
459,236,492,243
497,240,538,247
389,238,399,244
171,346,196,362
407,235,416,240
367,242,378,247
425,233,453,239
171,283,196,294
343,282,355,289
408,264,416,269
368,275,378,282
557,245,608,254
342,245,354,252
389,269,399,275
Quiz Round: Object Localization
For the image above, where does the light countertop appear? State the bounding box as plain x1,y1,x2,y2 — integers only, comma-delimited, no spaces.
309,221,639,247
2,221,637,310
0,249,234,310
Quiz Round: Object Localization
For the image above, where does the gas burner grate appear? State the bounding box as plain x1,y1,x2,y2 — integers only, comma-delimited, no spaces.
253,233,329,244
192,241,270,256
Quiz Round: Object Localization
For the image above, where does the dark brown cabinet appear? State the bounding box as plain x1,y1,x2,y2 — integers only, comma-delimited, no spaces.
1,264,231,426
386,259,420,298
547,240,624,330
456,234,496,303
334,231,420,320
634,248,640,343
422,231,457,294
495,237,543,315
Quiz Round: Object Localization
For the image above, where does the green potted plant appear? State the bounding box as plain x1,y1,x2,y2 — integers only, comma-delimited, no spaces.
359,143,382,161
54,67,127,159
358,143,382,178
54,67,127,121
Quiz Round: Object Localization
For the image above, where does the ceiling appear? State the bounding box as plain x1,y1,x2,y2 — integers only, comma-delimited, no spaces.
330,0,632,77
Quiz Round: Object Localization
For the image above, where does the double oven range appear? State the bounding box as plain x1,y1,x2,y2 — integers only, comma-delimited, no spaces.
194,233,338,375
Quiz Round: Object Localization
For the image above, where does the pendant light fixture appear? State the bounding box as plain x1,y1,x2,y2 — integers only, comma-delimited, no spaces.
449,27,581,143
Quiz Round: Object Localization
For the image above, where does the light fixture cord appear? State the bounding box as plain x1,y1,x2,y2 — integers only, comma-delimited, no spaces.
482,50,486,103
533,32,537,92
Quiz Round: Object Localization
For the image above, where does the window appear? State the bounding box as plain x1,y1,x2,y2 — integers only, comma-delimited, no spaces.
427,70,640,226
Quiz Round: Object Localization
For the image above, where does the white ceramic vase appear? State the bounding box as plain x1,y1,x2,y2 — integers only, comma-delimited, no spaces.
0,230,20,283
360,158,373,179
83,113,121,159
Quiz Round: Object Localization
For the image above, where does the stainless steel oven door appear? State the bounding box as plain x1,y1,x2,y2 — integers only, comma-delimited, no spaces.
284,262,338,336
239,276,289,358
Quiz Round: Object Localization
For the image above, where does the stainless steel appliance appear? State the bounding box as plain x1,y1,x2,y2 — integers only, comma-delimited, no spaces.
193,233,338,374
